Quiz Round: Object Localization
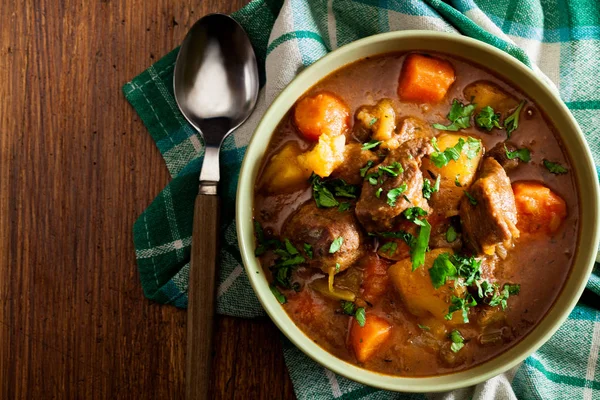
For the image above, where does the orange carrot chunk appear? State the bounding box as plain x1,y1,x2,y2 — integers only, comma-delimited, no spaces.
512,181,567,234
398,54,456,103
349,315,392,363
294,92,350,141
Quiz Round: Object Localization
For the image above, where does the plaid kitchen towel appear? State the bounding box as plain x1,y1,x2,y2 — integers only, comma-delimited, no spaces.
123,0,600,399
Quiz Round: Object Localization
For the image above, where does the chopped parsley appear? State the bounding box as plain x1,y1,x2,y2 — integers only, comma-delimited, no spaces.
329,237,344,253
489,283,521,309
386,184,408,206
464,190,478,205
403,207,428,226
369,117,378,127
303,243,313,259
362,140,381,150
365,162,404,185
429,252,457,288
335,263,341,273
341,301,355,315
505,144,531,162
465,137,482,159
411,220,431,271
310,174,359,208
449,330,465,353
422,175,441,200
455,175,462,187
430,136,480,168
475,106,502,131
270,284,287,304
418,324,430,331
375,188,383,198
446,226,457,243
338,202,351,212
543,159,568,175
429,252,482,289
432,99,476,131
355,307,366,327
504,100,526,138
446,294,477,323
360,160,374,177
379,241,398,256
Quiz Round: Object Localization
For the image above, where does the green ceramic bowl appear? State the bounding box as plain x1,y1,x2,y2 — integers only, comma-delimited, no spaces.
236,31,600,392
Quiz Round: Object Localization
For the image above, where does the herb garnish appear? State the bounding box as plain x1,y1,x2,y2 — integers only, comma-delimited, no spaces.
422,175,441,200
341,301,355,315
455,175,462,187
446,294,477,323
449,329,465,352
355,307,366,327
430,137,480,168
505,144,531,162
270,284,287,304
379,241,398,256
446,226,457,243
375,188,383,198
464,190,478,205
338,202,351,212
387,184,408,206
429,252,482,289
310,174,359,208
504,100,526,138
329,237,344,254
403,207,431,270
360,160,374,178
475,106,502,131
432,99,476,131
369,117,378,127
418,324,430,331
543,159,568,175
362,140,381,150
303,243,313,259
489,283,521,309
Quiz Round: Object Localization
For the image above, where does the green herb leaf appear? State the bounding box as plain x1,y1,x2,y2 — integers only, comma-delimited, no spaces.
270,284,287,304
360,160,374,178
445,294,477,323
422,175,441,200
464,191,478,205
430,137,466,168
335,263,341,272
455,175,462,187
465,137,481,160
543,159,568,175
489,283,521,310
386,184,408,206
310,174,359,208
379,241,398,256
475,106,502,131
446,226,457,243
505,144,531,162
504,100,526,138
362,140,381,151
403,207,428,226
375,188,383,198
378,161,404,177
449,329,465,352
418,324,430,331
338,202,351,212
341,301,355,315
369,117,378,127
329,237,344,254
411,220,431,271
284,239,299,255
355,307,366,327
429,252,457,288
432,99,476,131
303,243,313,259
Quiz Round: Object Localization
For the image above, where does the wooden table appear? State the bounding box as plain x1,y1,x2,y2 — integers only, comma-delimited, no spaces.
0,0,296,398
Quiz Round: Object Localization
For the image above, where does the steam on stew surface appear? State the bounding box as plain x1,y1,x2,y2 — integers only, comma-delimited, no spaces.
253,52,579,376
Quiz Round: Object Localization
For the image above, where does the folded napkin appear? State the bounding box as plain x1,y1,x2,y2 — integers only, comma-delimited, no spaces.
123,1,600,398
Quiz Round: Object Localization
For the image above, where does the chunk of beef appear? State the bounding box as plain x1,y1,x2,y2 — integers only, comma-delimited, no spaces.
487,141,519,171
459,157,520,256
355,138,433,232
330,143,380,185
282,201,364,273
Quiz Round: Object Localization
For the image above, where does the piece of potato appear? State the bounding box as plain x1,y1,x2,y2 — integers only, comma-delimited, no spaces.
512,181,567,234
297,133,346,177
355,99,396,143
294,92,350,141
463,80,519,114
349,315,392,363
398,54,456,103
259,142,312,193
422,134,483,216
388,248,466,323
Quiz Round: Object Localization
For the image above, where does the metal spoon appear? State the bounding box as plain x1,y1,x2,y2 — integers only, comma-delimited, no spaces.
173,14,259,400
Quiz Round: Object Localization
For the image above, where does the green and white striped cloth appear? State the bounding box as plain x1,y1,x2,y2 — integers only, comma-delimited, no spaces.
123,1,600,398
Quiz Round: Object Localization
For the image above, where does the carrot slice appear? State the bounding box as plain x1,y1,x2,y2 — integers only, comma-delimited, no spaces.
512,181,567,234
349,315,392,363
398,54,456,103
294,92,350,141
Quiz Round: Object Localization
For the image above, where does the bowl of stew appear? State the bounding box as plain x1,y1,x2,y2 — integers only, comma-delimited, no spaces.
236,31,599,391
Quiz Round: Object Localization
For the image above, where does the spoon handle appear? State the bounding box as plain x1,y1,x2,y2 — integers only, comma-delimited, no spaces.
186,193,220,400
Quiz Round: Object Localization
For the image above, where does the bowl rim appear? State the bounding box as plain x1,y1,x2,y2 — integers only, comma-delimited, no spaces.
236,30,600,392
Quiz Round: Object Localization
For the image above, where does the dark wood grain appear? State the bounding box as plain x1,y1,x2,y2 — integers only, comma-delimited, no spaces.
0,0,295,398
187,194,219,400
